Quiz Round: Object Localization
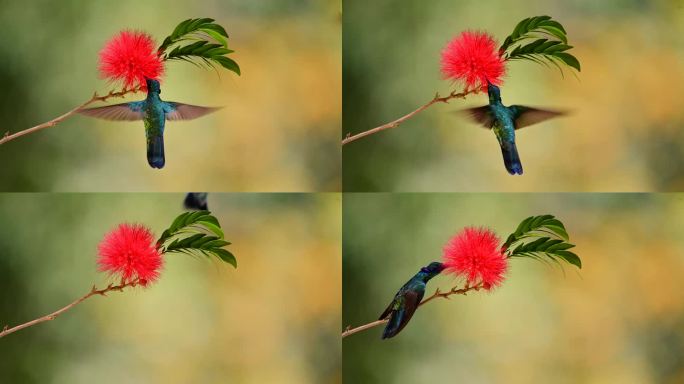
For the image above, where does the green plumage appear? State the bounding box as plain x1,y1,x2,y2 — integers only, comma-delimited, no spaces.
379,262,444,339
463,83,566,175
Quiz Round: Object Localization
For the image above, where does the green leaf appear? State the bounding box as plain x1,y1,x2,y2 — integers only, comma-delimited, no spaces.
500,15,580,74
159,17,240,76
213,248,237,268
184,210,207,226
170,212,191,232
541,19,567,34
213,56,241,75
195,214,220,227
510,38,547,55
203,29,228,47
556,250,582,268
200,239,231,249
190,235,219,248
198,221,224,239
545,242,575,252
504,214,581,269
538,25,568,44
536,239,564,251
178,233,205,247
510,17,532,40
554,52,581,71
545,224,569,241
157,210,236,268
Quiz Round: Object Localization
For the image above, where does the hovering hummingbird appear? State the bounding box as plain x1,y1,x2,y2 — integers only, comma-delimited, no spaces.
78,78,220,169
184,192,208,210
379,261,445,339
463,82,566,175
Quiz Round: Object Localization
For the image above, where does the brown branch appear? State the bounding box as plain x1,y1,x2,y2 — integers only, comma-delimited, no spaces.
0,279,139,339
341,284,482,338
0,87,141,146
418,284,481,307
342,319,388,338
341,88,478,146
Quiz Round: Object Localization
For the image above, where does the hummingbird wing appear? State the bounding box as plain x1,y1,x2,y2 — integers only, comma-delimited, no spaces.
184,193,208,210
77,101,146,121
509,105,566,129
379,298,395,321
461,106,496,129
163,102,221,121
380,289,424,339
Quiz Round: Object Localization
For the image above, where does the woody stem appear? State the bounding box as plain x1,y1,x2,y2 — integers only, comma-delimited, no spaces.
0,87,142,146
0,279,139,338
341,88,477,145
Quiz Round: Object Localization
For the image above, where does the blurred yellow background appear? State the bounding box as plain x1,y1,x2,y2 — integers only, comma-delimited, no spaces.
343,193,684,383
0,193,341,383
0,0,341,192
343,0,684,191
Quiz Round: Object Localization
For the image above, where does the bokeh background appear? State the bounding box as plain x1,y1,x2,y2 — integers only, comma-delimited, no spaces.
343,0,684,191
343,193,684,383
0,0,341,192
0,193,341,383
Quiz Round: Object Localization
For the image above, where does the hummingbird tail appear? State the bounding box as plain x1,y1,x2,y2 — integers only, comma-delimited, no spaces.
147,134,165,169
500,140,523,175
381,313,403,339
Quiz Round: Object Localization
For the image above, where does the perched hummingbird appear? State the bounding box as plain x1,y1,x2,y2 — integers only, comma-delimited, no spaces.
78,78,220,169
463,82,565,175
378,261,445,339
184,192,208,210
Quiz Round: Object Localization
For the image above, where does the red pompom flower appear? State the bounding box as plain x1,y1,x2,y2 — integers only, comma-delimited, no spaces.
98,30,164,90
97,223,163,286
440,31,506,91
442,227,508,290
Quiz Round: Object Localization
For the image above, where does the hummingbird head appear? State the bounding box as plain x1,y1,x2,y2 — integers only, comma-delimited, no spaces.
486,81,501,102
146,78,161,93
419,262,445,278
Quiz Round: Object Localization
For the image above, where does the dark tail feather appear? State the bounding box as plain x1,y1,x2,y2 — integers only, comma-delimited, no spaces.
381,311,404,339
147,135,165,169
500,140,523,175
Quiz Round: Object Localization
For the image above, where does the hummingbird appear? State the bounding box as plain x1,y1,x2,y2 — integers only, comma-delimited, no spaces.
78,78,220,169
378,261,445,339
184,192,208,210
462,82,566,175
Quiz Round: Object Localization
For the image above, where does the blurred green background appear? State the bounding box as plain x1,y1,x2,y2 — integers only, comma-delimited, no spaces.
0,193,341,383
0,0,341,192
343,193,684,383
343,0,684,191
